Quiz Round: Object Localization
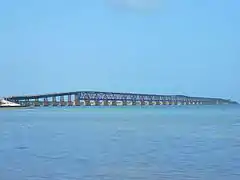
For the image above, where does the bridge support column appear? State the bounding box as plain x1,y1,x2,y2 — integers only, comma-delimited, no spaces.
107,100,112,106
25,99,30,107
79,100,85,106
101,100,106,106
132,101,137,106
169,101,174,105
60,96,65,106
101,100,107,106
151,101,157,105
44,98,48,106
89,100,96,106
84,99,91,106
74,94,80,106
116,100,123,106
95,100,100,106
136,101,141,105
144,101,148,105
34,98,40,106
112,100,117,106
172,101,177,105
123,100,127,106
177,101,182,106
52,96,57,106
68,95,73,106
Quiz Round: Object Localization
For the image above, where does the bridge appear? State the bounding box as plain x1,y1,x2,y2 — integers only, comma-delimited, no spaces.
4,91,237,107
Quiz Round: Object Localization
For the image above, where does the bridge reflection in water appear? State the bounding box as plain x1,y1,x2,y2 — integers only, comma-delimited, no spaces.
5,91,237,107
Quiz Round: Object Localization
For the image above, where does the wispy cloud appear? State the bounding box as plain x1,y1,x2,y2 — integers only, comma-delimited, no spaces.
107,0,161,11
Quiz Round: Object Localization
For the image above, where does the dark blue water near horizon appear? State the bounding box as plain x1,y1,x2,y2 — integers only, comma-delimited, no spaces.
1,105,240,180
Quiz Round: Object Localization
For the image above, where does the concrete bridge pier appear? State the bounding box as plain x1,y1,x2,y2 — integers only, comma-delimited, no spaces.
139,101,143,106
168,101,174,105
25,99,31,106
107,100,112,106
67,95,73,106
89,100,95,106
43,98,47,106
94,100,100,106
122,99,128,106
170,101,175,105
60,96,65,106
34,98,40,106
111,100,117,106
132,101,137,106
74,94,80,106
52,96,58,106
101,100,106,106
148,101,153,106
84,99,91,106
156,101,160,105
173,101,178,105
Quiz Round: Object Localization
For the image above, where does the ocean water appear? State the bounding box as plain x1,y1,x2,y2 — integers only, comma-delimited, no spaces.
0,105,240,180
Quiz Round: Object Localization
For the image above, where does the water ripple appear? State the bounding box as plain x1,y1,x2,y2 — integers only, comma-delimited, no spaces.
1,106,240,180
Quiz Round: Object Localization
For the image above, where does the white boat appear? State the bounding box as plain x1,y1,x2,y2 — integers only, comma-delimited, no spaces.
0,99,21,107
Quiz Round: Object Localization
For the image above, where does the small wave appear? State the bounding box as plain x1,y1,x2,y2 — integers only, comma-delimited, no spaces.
32,152,69,160
15,146,29,150
233,122,240,127
75,157,89,164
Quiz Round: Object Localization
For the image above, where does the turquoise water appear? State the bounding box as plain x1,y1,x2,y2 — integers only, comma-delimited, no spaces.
0,105,240,180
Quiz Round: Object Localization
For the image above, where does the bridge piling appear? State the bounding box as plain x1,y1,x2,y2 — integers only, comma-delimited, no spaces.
60,96,65,106
67,95,73,106
74,94,80,106
44,98,48,106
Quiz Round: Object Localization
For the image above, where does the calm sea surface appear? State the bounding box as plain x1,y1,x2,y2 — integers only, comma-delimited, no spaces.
0,105,240,180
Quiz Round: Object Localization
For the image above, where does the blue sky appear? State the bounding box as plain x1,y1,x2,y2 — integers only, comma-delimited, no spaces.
0,0,239,101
